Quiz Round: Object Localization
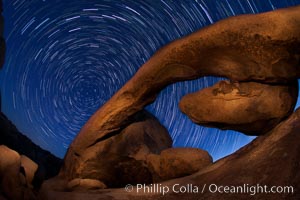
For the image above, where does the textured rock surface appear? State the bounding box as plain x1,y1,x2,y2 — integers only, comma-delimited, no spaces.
63,5,300,179
179,80,298,135
147,148,212,182
38,107,300,200
0,145,20,175
61,110,172,188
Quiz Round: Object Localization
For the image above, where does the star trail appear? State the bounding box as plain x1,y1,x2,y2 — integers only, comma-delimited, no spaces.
0,0,299,160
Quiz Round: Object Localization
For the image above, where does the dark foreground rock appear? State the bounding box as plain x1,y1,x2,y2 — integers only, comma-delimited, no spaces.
179,80,298,135
38,107,300,200
0,113,62,187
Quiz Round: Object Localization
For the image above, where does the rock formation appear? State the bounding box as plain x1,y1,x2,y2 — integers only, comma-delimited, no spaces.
60,111,211,189
62,5,300,184
39,107,300,200
179,80,298,135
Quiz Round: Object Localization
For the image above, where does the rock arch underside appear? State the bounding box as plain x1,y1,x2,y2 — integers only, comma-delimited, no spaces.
1,4,300,200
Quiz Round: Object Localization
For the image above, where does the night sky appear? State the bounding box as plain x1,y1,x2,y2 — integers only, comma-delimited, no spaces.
1,0,300,160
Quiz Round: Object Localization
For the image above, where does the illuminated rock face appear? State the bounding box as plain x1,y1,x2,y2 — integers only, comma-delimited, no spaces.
179,80,298,135
0,145,36,200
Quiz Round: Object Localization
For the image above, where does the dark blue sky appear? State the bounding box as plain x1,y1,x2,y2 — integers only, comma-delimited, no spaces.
0,0,299,160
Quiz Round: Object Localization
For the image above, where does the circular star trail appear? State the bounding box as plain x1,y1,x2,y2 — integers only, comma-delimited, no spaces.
0,0,299,160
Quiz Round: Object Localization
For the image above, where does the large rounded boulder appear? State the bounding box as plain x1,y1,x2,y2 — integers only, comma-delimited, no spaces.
179,80,298,135
62,110,172,188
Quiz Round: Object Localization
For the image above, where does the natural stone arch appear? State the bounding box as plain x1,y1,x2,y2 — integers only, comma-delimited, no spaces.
61,6,300,183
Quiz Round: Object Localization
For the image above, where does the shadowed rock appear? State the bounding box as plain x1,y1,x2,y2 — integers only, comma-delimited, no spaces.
63,6,300,181
179,80,298,135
